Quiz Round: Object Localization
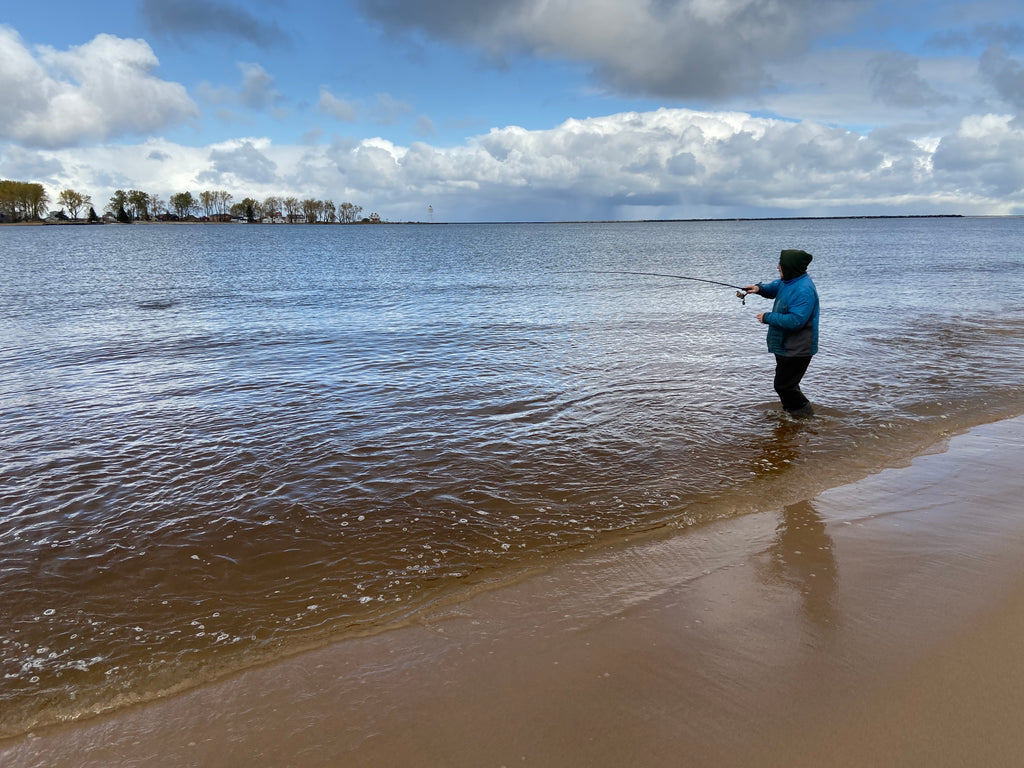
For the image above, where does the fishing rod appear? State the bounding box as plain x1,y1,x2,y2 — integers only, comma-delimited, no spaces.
556,270,751,303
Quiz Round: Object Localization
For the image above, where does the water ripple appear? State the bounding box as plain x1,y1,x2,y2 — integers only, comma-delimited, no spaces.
2,219,1023,737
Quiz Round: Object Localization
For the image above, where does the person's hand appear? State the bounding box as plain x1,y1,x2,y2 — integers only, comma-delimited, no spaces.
742,284,759,294
757,312,767,324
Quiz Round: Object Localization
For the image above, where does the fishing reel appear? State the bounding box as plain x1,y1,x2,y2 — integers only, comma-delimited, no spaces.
736,290,748,305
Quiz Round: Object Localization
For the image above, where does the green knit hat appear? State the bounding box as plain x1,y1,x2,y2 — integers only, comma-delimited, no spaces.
779,249,813,280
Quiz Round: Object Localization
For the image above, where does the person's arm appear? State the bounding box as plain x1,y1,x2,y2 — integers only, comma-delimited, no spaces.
745,279,780,299
760,285,816,328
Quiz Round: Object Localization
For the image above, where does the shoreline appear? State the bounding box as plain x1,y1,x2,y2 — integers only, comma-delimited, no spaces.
3,415,1023,766
7,213,1022,228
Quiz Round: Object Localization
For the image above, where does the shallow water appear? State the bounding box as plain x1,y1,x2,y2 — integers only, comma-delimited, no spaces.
2,218,1023,737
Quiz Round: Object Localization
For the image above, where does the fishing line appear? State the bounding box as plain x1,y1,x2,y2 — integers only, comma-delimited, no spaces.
554,270,750,303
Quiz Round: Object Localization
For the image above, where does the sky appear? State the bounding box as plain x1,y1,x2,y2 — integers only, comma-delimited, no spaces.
2,0,1023,221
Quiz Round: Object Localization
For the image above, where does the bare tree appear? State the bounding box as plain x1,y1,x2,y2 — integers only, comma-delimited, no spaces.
199,190,216,218
216,190,233,217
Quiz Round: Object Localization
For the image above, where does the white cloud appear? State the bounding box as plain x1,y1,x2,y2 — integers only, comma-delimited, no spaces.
0,26,197,148
199,62,284,111
13,107,1024,221
0,144,67,182
198,139,280,186
933,114,1024,198
316,90,415,126
318,87,358,121
372,93,414,125
752,48,985,134
414,115,438,137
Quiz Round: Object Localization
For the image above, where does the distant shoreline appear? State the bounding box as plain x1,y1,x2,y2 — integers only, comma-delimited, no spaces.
639,213,967,223
6,213,1020,228
536,213,973,225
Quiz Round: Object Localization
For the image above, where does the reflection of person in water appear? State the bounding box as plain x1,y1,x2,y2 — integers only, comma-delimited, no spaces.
766,499,838,626
752,418,838,626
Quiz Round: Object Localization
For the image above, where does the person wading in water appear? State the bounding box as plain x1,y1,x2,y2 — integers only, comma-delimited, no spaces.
742,250,819,418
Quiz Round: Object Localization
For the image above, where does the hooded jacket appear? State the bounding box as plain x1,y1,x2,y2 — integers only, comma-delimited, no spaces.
756,272,819,357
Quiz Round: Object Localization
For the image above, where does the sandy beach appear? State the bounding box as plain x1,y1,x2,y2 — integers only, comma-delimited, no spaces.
4,415,1024,767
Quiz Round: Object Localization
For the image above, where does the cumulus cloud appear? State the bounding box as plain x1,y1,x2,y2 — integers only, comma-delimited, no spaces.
0,144,66,183
199,62,284,111
197,139,280,186
414,115,438,137
933,114,1024,197
0,26,197,148
355,0,861,99
141,0,288,48
372,93,415,125
868,52,954,109
237,62,284,109
323,109,1023,217
749,46,983,138
350,109,1011,218
980,45,1024,115
315,90,415,125
318,87,359,121
16,108,1024,221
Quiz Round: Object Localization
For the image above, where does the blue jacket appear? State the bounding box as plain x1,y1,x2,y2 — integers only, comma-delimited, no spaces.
757,273,819,357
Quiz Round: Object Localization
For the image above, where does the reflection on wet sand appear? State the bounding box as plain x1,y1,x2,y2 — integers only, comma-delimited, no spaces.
764,499,839,626
753,416,839,627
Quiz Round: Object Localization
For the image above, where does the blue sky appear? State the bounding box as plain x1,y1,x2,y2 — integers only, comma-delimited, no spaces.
2,0,1023,221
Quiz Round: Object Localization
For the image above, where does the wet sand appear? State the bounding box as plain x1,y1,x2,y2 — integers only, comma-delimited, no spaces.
4,415,1024,768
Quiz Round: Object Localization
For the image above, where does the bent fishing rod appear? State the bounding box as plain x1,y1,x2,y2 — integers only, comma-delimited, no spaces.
556,270,751,303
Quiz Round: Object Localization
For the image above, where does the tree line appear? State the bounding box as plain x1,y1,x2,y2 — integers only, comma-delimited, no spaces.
1,179,380,224
163,191,372,224
0,180,51,222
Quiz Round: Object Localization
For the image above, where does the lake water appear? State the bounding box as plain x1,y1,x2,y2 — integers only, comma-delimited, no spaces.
2,218,1023,738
